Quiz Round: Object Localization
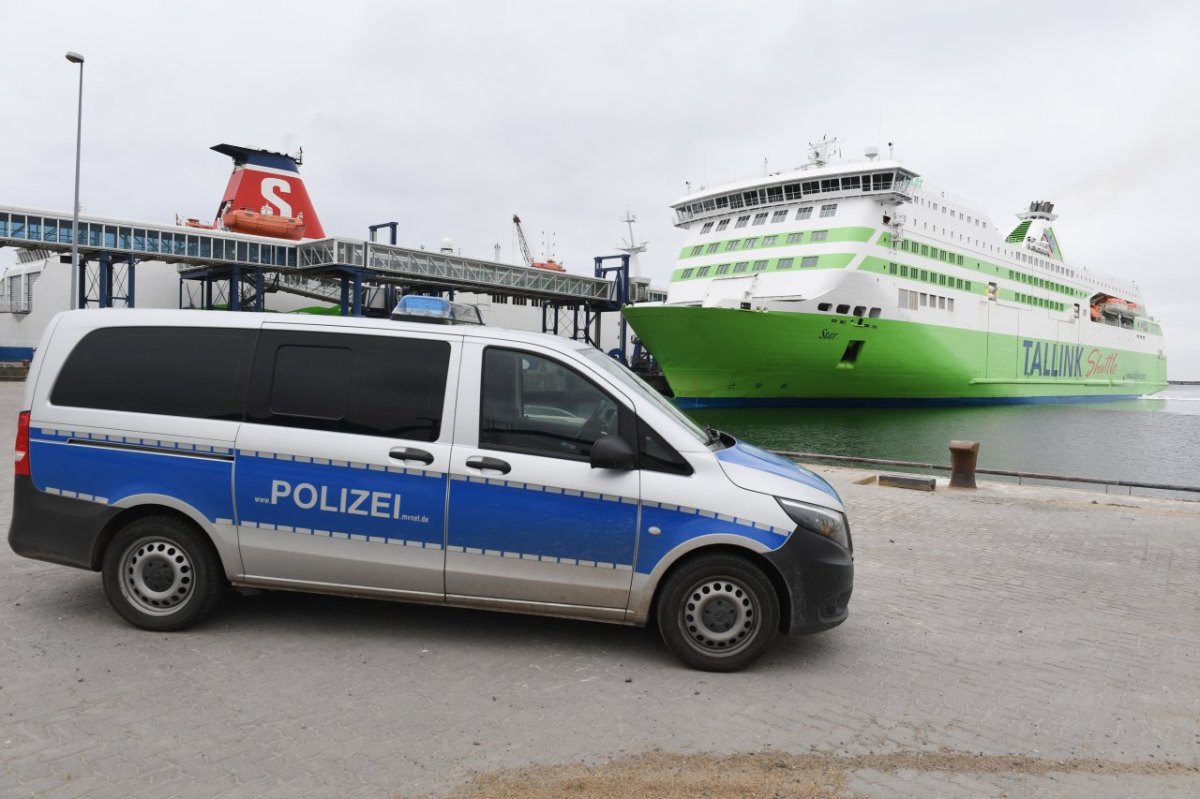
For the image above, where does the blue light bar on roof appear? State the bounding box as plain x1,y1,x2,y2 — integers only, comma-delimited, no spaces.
390,296,484,325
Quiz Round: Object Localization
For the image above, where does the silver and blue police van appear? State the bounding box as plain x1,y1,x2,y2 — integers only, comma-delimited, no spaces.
9,303,852,671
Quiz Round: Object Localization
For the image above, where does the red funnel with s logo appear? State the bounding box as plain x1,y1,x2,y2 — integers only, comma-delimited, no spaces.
210,143,325,240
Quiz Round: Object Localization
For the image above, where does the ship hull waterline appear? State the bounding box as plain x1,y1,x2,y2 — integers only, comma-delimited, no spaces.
623,306,1168,408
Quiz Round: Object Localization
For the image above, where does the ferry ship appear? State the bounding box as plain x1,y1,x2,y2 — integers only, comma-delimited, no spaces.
623,140,1168,406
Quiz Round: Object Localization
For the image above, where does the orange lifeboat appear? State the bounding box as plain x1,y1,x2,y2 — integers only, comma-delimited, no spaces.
222,208,307,241
531,259,566,272
1089,304,1101,321
182,217,214,230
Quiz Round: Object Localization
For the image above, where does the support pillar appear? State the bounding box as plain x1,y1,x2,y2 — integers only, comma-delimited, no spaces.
98,252,112,308
230,265,241,312
126,255,136,307
77,258,88,309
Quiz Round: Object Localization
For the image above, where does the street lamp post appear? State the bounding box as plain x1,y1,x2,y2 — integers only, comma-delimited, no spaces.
66,51,85,310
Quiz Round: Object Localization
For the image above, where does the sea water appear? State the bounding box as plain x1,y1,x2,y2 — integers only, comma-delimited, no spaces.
688,385,1200,488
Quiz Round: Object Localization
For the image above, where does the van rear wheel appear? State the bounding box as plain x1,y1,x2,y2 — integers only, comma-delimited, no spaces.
656,554,779,672
101,516,226,632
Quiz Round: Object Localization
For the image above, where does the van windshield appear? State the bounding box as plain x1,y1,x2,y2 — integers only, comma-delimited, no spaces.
580,349,709,446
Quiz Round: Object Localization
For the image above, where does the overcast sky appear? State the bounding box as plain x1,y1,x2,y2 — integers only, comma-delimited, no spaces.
3,0,1198,377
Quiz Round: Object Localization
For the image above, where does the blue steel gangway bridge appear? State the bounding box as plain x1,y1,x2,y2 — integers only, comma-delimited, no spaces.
0,204,665,359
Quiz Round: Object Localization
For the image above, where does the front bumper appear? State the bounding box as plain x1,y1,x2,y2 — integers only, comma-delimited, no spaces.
763,527,853,634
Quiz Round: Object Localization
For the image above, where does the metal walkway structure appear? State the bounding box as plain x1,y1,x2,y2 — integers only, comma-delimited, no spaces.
0,204,666,359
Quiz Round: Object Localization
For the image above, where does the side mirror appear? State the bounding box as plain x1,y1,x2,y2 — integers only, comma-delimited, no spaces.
590,434,637,470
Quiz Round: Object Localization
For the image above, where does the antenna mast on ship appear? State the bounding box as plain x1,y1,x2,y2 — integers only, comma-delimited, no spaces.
616,211,649,278
806,135,841,167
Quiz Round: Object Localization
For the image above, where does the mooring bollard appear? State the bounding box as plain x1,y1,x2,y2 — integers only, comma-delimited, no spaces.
949,440,980,488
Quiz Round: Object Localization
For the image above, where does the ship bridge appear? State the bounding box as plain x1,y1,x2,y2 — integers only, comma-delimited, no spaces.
673,163,919,226
0,204,658,356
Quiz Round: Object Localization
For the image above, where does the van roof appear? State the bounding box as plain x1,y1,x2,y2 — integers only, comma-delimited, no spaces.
55,308,594,352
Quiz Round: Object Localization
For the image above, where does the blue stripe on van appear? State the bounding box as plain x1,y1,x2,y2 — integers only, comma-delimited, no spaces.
234,454,448,545
448,478,637,567
28,436,236,523
635,504,788,575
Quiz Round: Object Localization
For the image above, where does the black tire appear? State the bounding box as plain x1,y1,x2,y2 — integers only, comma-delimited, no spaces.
101,515,226,632
656,554,780,672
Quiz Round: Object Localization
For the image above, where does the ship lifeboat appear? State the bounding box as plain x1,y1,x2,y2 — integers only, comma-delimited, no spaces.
1100,297,1128,315
531,259,567,273
182,217,214,230
222,208,307,241
1089,304,1101,321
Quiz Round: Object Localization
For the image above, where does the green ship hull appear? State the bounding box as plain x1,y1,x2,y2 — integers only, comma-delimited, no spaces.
622,306,1168,407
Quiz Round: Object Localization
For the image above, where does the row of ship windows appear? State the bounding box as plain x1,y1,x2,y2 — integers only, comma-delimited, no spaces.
912,214,1080,281
913,195,989,229
675,172,902,222
810,289,1067,318
689,229,830,256
1006,269,1075,297
697,204,838,235
898,288,955,312
680,256,820,279
897,238,964,266
1013,293,1067,312
886,261,974,293
817,303,882,318
898,238,1083,299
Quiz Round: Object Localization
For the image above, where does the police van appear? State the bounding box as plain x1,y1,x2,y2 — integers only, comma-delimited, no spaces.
9,304,853,671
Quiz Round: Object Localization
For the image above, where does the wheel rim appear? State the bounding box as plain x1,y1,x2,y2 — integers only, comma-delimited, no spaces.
677,575,761,658
118,537,195,616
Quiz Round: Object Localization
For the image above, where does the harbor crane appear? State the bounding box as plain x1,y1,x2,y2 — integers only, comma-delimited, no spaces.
512,214,566,272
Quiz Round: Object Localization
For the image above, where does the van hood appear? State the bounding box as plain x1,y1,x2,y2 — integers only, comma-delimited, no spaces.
715,440,842,508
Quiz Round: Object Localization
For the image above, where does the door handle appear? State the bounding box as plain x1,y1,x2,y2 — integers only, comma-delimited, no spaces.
465,456,511,475
389,446,434,465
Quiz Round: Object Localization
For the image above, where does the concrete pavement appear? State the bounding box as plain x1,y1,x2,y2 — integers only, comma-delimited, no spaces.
1,381,1197,798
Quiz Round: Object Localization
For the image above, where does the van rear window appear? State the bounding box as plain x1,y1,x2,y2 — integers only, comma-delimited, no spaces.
50,327,255,419
246,331,451,441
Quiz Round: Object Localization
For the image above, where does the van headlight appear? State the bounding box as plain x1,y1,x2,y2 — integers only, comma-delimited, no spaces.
776,498,850,549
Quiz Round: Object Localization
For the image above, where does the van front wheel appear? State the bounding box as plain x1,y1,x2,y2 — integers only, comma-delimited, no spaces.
656,554,779,672
101,516,226,632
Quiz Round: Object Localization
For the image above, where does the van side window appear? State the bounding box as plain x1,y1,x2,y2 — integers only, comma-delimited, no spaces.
638,419,693,476
480,348,621,461
246,331,450,441
50,326,254,419
269,345,354,420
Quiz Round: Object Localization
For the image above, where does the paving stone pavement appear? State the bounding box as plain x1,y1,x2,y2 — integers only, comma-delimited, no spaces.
0,381,1197,798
